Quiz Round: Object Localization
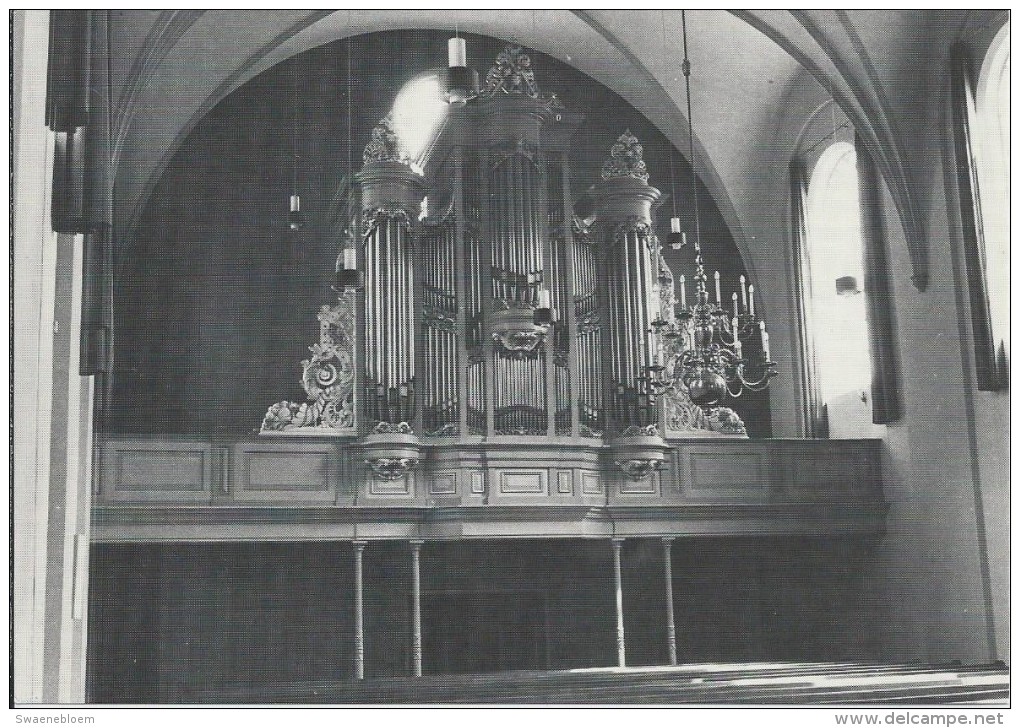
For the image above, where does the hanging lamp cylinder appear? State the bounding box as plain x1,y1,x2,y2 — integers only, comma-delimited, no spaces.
448,37,467,67
287,194,306,231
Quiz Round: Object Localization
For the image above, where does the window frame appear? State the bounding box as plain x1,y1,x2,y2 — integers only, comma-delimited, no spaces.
949,33,1009,392
801,142,875,420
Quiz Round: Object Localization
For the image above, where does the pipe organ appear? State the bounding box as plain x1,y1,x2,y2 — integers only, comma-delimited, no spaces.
261,45,744,481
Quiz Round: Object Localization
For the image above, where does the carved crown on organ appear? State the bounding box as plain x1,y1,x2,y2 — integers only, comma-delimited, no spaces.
261,44,746,481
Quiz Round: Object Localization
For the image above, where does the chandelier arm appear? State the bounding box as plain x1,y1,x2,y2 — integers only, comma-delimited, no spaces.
736,370,775,390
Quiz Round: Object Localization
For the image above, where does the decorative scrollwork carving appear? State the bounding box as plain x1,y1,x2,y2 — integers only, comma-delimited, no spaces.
577,311,601,335
611,216,653,244
423,306,457,332
600,129,649,183
365,457,419,481
495,426,546,436
619,423,660,438
361,206,414,238
491,137,539,164
615,458,664,480
482,45,540,98
664,387,711,433
425,423,460,437
657,250,677,324
363,113,406,164
261,294,357,434
572,215,595,244
371,421,414,435
492,328,546,355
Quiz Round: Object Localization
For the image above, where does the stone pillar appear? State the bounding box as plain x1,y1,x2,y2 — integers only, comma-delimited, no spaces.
410,539,423,677
353,540,366,679
612,537,626,667
663,537,677,666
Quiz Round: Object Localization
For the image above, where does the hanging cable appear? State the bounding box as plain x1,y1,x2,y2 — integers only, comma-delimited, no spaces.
335,37,361,289
533,28,554,328
681,10,701,253
661,10,683,249
288,54,306,231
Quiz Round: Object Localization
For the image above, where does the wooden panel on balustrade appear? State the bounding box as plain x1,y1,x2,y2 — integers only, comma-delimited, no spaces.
673,441,771,503
229,440,339,504
771,439,882,503
100,438,214,504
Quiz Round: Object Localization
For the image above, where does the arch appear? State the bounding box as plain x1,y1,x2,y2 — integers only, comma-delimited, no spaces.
113,11,753,288
732,9,927,291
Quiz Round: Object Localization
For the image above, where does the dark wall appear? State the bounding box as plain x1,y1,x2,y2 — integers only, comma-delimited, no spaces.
113,30,768,437
87,536,872,703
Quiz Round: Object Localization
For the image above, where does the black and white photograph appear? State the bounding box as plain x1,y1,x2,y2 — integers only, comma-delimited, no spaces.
10,8,1010,713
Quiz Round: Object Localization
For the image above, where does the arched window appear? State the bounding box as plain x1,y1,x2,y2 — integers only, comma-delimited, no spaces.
951,21,1010,390
973,22,1010,378
803,142,880,436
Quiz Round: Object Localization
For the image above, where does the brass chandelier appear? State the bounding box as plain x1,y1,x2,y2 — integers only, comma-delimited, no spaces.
648,10,777,406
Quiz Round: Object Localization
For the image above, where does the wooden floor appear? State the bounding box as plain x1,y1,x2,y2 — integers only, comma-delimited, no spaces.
193,661,1009,705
